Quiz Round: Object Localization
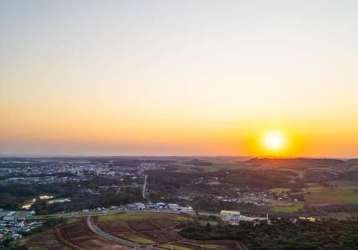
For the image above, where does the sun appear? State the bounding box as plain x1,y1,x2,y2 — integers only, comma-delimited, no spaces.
262,130,286,153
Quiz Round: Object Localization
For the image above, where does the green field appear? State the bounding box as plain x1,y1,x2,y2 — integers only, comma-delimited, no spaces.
304,187,358,205
200,244,222,249
198,219,219,226
160,244,193,250
271,202,304,213
65,217,80,225
97,211,191,222
124,234,154,244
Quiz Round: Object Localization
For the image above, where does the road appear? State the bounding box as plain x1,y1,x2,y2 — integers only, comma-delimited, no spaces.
86,216,162,250
142,175,148,199
34,210,127,220
34,208,218,221
86,216,138,248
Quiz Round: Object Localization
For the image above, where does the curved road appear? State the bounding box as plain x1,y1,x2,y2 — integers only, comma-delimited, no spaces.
86,216,138,248
86,216,162,250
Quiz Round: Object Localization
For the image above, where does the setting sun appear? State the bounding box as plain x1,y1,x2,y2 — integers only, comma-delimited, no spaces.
263,131,286,153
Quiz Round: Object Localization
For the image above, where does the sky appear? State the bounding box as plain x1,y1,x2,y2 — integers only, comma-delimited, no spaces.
1,0,358,157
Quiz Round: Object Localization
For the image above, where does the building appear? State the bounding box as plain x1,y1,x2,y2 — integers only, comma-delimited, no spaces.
168,204,180,210
220,210,241,224
132,202,146,210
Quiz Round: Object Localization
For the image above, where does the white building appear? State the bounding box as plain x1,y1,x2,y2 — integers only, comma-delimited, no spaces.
220,210,241,225
133,202,146,210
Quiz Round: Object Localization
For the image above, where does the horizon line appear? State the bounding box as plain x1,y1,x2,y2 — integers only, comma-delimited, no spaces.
0,154,356,160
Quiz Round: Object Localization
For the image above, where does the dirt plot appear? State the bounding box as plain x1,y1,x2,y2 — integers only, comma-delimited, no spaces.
95,212,242,250
24,219,129,250
21,229,68,250
57,219,128,250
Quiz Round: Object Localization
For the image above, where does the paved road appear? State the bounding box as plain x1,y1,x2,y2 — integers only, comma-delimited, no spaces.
86,216,163,250
86,216,139,248
34,208,218,222
34,210,126,220
142,175,148,199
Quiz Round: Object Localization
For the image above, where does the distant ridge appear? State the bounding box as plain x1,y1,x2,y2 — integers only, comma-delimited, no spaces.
244,157,346,168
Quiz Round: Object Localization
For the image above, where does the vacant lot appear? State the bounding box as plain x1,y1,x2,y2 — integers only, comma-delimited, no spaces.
95,212,242,250
23,218,129,250
21,229,68,250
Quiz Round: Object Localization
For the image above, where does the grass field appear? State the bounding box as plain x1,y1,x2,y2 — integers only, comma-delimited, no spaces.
97,211,190,222
160,244,193,250
124,234,154,244
271,202,304,213
200,244,222,249
304,185,358,205
65,217,80,225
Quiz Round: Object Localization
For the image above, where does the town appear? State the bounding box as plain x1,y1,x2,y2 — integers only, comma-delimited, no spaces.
1,156,358,249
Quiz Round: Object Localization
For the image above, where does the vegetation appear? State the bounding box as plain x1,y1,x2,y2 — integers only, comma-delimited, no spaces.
0,237,28,250
271,202,304,213
97,211,190,222
124,234,154,244
160,244,193,250
180,219,358,250
304,186,358,205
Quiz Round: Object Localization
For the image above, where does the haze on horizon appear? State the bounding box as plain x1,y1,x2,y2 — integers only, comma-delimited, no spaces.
1,0,358,157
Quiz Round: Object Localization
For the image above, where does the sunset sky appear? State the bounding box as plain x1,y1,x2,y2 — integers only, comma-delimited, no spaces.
1,0,358,157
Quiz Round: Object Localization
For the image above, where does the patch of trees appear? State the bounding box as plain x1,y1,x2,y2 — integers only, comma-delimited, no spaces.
0,240,28,250
146,170,200,195
0,176,143,212
223,169,299,189
339,170,358,182
180,218,358,250
185,159,213,166
191,196,268,214
304,169,338,182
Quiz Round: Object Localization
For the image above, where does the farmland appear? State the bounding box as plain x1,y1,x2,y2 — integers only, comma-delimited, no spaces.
304,184,358,206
